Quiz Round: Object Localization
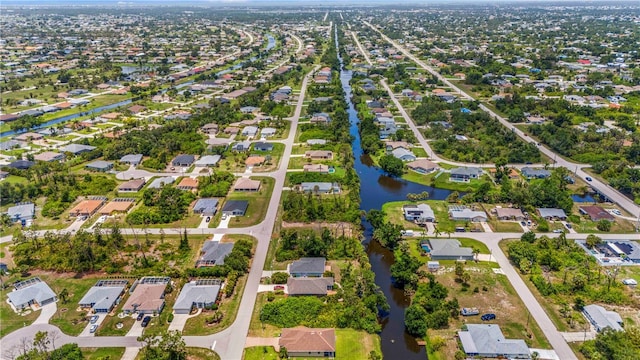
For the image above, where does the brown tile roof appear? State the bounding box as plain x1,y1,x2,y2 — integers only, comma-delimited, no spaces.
122,283,166,313
99,199,136,215
579,206,615,222
234,178,261,191
177,177,199,189
69,199,105,216
245,156,265,166
279,327,336,353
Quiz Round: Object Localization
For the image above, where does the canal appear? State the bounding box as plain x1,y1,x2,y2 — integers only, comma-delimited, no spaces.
335,26,452,359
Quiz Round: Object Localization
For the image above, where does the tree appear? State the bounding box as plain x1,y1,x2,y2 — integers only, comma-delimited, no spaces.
586,234,602,249
521,231,536,243
179,229,190,252
279,346,289,359
596,220,612,232
461,271,471,285
404,304,428,337
138,331,187,360
59,288,69,304
378,155,404,177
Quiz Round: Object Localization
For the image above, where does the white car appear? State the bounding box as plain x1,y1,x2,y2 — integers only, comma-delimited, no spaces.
612,209,622,216
221,214,227,220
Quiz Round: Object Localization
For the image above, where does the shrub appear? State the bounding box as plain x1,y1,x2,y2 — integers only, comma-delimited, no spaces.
271,272,289,284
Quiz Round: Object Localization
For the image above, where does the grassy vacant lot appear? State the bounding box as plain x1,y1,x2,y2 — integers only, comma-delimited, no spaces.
427,261,551,358
488,219,524,233
402,169,488,192
382,200,479,233
47,276,99,336
227,176,274,228
81,348,126,360
249,292,284,337
244,346,279,360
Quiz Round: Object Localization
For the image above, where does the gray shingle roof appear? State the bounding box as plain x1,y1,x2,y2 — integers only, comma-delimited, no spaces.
58,143,96,154
120,154,143,164
459,324,529,357
583,304,623,332
7,278,57,308
429,239,474,258
78,281,127,311
174,281,221,312
193,198,219,214
289,258,326,275
537,208,567,218
7,203,35,221
147,176,175,189
198,241,234,265
287,277,333,296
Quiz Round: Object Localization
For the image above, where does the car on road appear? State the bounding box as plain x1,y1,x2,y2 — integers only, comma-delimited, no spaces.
90,325,98,333
141,316,151,327
481,313,496,321
565,223,572,230
586,176,592,182
90,315,99,324
553,229,563,233
137,313,144,321
206,216,211,223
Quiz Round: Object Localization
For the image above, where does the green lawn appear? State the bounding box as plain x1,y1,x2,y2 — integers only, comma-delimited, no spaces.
243,346,279,360
227,177,274,228
335,329,381,359
81,348,126,360
382,200,472,233
47,277,99,336
0,288,40,337
412,147,428,158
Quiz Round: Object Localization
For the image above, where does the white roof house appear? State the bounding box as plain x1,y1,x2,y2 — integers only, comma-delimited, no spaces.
78,280,128,313
7,278,58,310
7,203,35,222
459,324,530,359
194,155,221,167
449,207,488,222
583,304,623,332
173,280,221,314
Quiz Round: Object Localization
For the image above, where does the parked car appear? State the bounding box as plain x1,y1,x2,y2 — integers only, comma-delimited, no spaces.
206,216,211,223
612,209,622,216
553,229,563,233
90,315,99,324
90,325,98,333
141,316,151,327
222,214,227,220
274,285,285,291
586,176,592,182
461,308,480,316
520,221,526,226
137,313,144,321
565,223,572,230
481,313,496,321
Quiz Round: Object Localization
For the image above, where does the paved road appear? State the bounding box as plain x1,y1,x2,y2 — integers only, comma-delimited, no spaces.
362,21,640,223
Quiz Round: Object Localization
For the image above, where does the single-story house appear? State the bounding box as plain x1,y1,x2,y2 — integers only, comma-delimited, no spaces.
403,203,435,222
193,198,219,216
177,177,198,190
458,324,530,359
240,106,259,114
7,278,58,310
583,304,623,332
85,160,114,172
7,160,35,169
233,178,261,192
261,127,277,137
222,200,249,216
406,159,439,174
58,143,96,155
289,257,326,278
224,126,240,135
579,206,615,222
201,123,219,134
118,178,146,192
232,141,252,152
310,113,331,125
34,151,65,162
449,208,488,222
194,155,221,167
305,150,333,160
122,277,169,314
242,126,259,137
253,142,274,151
69,197,106,217
78,280,128,313
428,239,474,260
521,167,551,179
245,156,266,167
391,148,416,162
147,176,175,189
537,208,568,220
7,203,35,222
279,327,336,358
299,182,340,194
98,198,136,215
287,277,334,296
173,280,221,314
120,154,143,166
495,208,525,221
306,139,327,146
14,132,43,142
172,154,195,167
196,241,234,267
303,164,330,173
450,167,483,182
0,140,24,151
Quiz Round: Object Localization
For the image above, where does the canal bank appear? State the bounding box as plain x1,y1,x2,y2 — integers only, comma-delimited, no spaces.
335,25,453,359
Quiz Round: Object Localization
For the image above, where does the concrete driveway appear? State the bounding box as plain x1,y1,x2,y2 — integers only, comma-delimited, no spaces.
33,303,57,324
79,314,106,337
168,309,201,332
126,317,145,337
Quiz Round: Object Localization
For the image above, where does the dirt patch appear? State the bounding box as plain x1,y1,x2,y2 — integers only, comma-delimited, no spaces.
281,221,357,238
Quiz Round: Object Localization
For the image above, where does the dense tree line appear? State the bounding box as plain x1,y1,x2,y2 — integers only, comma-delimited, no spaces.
405,274,459,337
282,187,359,224
580,327,640,360
198,171,235,197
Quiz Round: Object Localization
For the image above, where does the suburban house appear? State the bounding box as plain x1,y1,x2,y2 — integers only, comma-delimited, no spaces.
118,178,146,192
122,277,170,314
233,178,261,192
147,177,175,189
192,198,219,216
85,160,114,172
120,154,143,166
305,150,333,160
201,123,219,134
253,142,274,152
428,239,474,260
58,144,96,155
98,198,136,216
537,208,568,220
7,278,58,310
458,324,530,359
391,148,417,162
495,208,525,221
241,126,259,137
310,113,331,125
7,203,35,222
406,159,439,174
306,139,327,146
196,241,234,267
177,177,198,191
279,327,336,358
78,280,128,313
232,141,252,152
34,151,65,162
583,304,623,332
289,257,326,277
172,154,195,167
449,207,488,222
194,155,221,167
299,182,340,194
521,167,551,179
69,197,107,217
450,167,483,182
261,127,277,137
579,206,615,222
303,164,330,173
403,203,435,222
245,156,266,167
222,200,249,216
173,280,221,314
287,277,334,296
8,160,35,169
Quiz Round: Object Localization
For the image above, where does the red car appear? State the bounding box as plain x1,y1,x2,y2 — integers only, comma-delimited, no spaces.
274,285,285,291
